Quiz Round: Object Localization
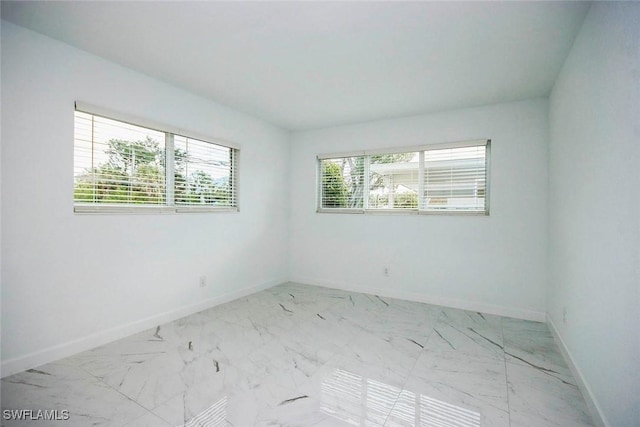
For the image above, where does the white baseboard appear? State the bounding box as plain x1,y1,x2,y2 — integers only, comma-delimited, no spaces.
546,314,609,427
1,278,285,378
290,276,546,322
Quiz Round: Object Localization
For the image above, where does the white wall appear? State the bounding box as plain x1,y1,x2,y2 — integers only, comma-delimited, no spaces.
548,3,640,426
289,99,549,320
0,22,290,375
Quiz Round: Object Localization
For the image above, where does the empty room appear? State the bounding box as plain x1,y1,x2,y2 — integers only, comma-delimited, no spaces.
1,1,638,426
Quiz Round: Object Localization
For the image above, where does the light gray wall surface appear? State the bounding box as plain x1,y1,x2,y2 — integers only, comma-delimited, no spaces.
548,3,640,426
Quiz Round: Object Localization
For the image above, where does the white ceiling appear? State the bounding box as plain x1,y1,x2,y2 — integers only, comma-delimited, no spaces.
1,1,590,131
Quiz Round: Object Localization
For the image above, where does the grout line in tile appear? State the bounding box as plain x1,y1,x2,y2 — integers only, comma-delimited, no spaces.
381,308,445,426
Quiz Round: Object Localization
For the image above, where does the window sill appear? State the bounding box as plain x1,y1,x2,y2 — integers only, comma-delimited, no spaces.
316,208,489,216
74,205,239,214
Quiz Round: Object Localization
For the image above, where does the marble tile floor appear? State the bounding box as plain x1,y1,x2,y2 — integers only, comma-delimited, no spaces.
1,282,595,427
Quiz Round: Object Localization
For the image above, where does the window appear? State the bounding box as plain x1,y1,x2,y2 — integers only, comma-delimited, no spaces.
73,103,238,213
318,140,489,215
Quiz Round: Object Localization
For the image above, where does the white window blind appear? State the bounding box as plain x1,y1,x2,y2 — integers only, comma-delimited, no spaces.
74,111,167,206
319,156,365,210
423,145,487,212
317,140,489,215
174,135,237,208
74,105,239,213
368,152,419,210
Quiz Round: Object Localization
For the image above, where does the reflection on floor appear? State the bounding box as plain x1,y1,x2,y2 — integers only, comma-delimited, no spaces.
320,367,482,427
1,282,595,426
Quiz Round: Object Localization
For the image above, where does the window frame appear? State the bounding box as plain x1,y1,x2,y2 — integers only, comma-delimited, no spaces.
73,102,240,214
317,139,490,216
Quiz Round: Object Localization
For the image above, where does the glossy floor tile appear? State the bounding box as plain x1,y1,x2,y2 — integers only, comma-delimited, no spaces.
1,282,595,426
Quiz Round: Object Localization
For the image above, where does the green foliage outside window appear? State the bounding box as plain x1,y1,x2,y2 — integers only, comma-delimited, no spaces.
74,137,230,205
